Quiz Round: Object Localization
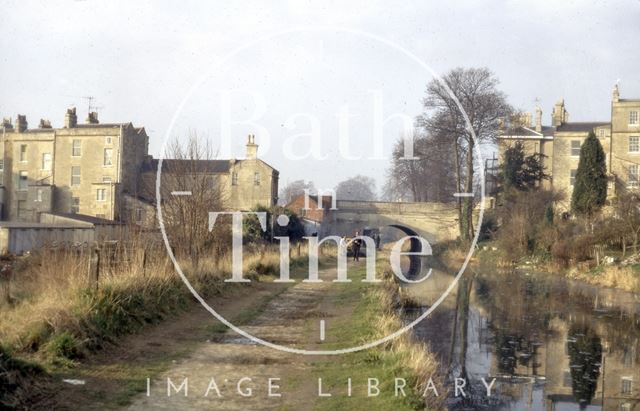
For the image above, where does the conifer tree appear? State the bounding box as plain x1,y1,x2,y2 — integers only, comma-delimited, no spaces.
571,131,607,216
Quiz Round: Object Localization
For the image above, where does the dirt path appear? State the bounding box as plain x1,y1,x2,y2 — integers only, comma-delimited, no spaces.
42,264,358,410
126,267,341,411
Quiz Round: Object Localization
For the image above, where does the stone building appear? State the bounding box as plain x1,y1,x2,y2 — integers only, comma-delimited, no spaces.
0,110,278,225
0,108,148,222
499,85,640,209
135,134,279,223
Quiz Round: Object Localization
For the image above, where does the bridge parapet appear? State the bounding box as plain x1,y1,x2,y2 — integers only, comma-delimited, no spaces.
334,200,458,215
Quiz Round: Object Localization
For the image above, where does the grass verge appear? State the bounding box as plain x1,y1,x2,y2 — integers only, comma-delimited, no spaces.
311,260,443,411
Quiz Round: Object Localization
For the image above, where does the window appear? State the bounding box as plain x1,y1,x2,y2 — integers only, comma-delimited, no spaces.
103,176,112,183
135,208,143,223
35,189,42,202
72,139,81,156
571,140,581,156
105,136,113,145
630,111,639,126
621,377,633,394
18,171,28,191
103,148,113,166
19,144,27,162
620,403,632,411
623,348,634,368
629,165,639,188
563,371,572,388
71,166,81,186
95,213,106,219
630,136,640,153
231,172,238,186
96,188,106,202
71,197,80,214
17,200,27,219
0,160,4,171
570,169,577,186
599,129,605,138
254,172,260,186
42,153,52,171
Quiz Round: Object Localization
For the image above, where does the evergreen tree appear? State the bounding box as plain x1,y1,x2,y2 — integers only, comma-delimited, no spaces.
571,131,607,216
500,142,548,191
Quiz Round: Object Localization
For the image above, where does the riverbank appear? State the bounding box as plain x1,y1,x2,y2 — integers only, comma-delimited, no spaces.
5,250,444,410
443,241,640,294
0,244,309,409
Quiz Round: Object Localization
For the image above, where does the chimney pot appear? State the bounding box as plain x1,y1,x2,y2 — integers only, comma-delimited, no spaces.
64,107,78,128
85,111,99,124
535,107,542,132
15,114,27,132
246,134,258,159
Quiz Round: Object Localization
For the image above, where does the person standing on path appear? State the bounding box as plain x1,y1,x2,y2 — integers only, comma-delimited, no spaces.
352,231,362,261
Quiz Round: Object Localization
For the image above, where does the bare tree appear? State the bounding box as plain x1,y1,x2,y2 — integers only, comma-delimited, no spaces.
335,175,376,201
614,191,640,254
279,179,316,205
384,131,457,202
418,67,512,241
158,135,228,267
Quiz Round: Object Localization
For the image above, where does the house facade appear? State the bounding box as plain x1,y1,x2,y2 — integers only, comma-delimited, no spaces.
0,109,278,225
499,85,640,209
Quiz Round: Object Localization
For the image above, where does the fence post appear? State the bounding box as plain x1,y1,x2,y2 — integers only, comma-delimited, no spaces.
88,247,100,291
0,263,12,306
142,249,147,277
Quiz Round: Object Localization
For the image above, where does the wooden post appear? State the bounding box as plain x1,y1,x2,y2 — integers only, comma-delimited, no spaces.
88,247,100,291
142,249,147,277
0,263,12,306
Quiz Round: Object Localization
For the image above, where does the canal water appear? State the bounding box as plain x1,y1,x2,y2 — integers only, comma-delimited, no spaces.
403,261,640,411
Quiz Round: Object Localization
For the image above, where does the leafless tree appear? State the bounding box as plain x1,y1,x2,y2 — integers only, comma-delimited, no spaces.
384,130,457,202
418,67,512,241
335,175,376,201
279,179,316,205
158,135,228,268
614,191,640,254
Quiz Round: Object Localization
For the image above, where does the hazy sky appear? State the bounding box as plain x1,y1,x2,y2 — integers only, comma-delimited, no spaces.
2,0,639,193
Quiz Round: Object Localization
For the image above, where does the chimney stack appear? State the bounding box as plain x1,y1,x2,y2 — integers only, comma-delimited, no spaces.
15,114,27,132
85,111,99,124
613,83,620,103
551,99,567,127
39,119,52,129
64,107,77,128
2,118,13,130
245,134,258,160
535,107,542,132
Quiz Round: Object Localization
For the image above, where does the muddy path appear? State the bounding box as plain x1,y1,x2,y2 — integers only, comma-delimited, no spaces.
42,265,358,410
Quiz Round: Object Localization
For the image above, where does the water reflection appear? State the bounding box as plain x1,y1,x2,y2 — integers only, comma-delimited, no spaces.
403,260,640,411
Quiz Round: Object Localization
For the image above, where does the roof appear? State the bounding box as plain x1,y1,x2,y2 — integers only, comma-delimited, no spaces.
287,193,335,209
555,122,610,133
0,221,94,229
501,125,555,139
47,212,124,225
141,159,231,174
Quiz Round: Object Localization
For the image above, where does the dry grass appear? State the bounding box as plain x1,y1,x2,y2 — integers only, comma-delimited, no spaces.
0,240,309,365
372,265,446,411
566,265,640,292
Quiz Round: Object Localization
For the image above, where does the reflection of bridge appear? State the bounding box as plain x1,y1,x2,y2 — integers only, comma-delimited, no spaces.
320,200,461,243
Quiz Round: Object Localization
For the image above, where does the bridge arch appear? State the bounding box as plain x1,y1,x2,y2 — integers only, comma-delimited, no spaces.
385,224,425,276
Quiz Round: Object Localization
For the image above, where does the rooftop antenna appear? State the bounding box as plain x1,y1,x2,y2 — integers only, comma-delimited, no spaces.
82,96,104,115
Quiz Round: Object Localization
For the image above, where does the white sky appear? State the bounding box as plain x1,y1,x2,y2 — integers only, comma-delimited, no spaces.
1,0,639,193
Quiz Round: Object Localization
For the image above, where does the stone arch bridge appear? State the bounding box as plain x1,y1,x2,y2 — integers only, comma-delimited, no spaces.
320,200,463,244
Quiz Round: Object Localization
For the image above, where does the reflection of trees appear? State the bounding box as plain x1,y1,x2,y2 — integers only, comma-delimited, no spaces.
567,323,603,409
